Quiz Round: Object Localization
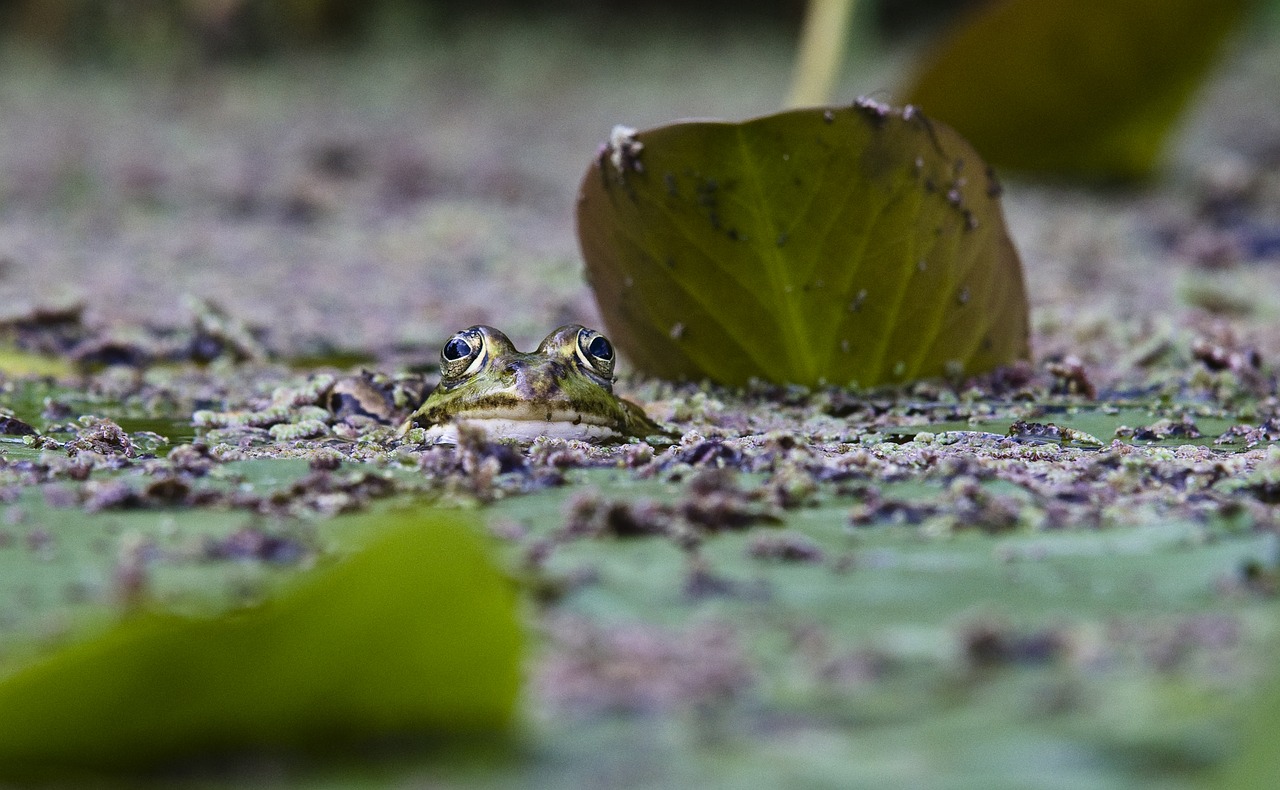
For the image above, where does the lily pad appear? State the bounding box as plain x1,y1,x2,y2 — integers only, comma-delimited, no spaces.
902,0,1253,180
576,104,1029,387
0,510,521,778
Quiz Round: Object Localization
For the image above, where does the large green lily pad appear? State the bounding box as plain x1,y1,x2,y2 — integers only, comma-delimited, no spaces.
0,510,521,778
576,103,1029,387
902,0,1253,180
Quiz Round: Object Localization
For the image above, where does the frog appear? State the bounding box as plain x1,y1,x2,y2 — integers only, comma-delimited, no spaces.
397,324,668,444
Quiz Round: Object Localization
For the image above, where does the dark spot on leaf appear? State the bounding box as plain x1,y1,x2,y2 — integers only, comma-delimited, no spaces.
985,165,1003,197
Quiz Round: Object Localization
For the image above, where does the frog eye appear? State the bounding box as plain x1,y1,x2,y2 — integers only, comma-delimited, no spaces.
443,337,471,362
576,328,615,379
439,328,485,380
588,334,613,361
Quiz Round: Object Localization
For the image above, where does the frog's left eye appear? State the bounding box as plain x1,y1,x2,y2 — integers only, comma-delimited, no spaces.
439,328,485,381
576,328,615,379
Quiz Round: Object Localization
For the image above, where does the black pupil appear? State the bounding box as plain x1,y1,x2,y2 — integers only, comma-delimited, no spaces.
588,335,613,361
443,337,472,362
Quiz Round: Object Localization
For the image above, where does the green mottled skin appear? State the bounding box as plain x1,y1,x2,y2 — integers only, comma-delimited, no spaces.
404,325,664,441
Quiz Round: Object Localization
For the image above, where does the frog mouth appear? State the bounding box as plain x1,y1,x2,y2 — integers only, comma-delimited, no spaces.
425,415,622,444
396,403,624,445
445,406,617,426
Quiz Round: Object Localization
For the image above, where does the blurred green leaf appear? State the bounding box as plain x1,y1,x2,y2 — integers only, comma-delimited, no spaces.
0,509,521,779
902,0,1253,181
576,105,1029,387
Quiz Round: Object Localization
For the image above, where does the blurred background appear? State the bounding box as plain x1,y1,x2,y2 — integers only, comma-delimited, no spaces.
0,0,1275,361
0,0,988,60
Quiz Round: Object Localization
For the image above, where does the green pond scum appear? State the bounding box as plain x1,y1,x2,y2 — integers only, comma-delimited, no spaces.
0,356,1277,784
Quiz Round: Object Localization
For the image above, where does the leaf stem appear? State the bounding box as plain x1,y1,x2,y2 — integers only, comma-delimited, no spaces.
785,0,857,108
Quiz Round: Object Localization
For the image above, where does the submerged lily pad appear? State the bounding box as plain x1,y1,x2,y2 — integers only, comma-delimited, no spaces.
576,103,1029,387
902,0,1252,180
0,510,521,777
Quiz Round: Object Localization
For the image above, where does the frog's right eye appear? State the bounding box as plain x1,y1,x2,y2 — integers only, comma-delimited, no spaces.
443,337,472,362
439,328,485,380
575,327,616,381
